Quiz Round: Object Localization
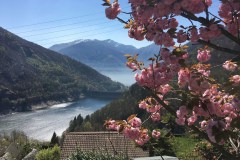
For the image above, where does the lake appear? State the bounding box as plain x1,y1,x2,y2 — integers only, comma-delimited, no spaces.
0,98,113,141
0,68,136,141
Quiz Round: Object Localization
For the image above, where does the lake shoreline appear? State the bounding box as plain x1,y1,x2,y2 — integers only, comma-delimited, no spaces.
0,91,122,116
0,97,81,116
0,98,114,141
31,100,73,111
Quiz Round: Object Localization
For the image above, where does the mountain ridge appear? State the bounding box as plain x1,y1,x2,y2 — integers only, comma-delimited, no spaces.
49,39,159,69
0,27,124,113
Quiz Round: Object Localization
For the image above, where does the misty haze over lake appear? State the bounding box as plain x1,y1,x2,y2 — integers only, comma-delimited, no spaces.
98,67,136,86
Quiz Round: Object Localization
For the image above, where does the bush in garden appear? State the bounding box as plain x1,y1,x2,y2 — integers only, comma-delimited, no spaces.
36,145,60,160
69,150,127,160
194,141,220,159
103,0,240,159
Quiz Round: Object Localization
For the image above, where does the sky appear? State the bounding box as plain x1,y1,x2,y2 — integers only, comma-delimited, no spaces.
0,0,220,49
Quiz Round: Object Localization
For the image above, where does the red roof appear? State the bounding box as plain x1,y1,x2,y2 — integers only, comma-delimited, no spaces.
61,132,149,159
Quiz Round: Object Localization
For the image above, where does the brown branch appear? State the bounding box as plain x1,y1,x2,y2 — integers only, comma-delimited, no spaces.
219,27,240,46
145,88,176,116
180,9,240,46
197,39,240,56
116,17,128,24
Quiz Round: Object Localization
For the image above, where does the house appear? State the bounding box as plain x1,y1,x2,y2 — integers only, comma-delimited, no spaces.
61,132,149,159
0,142,21,160
22,149,38,160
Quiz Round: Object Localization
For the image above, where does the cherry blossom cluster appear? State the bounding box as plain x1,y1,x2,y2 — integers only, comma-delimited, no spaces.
223,60,240,86
176,84,240,144
139,96,166,122
230,75,240,86
197,49,211,62
219,1,240,36
199,24,222,42
103,1,240,154
135,48,188,89
105,1,121,20
176,50,240,144
223,60,238,71
105,115,160,146
178,49,211,92
105,0,240,47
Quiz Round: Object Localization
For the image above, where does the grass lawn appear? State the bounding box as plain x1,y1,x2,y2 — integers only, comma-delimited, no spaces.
169,136,203,160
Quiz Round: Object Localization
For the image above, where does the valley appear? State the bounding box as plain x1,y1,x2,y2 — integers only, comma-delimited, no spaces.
0,27,124,114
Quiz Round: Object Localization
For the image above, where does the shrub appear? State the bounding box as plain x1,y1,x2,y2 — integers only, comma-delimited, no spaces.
36,145,60,160
69,150,127,160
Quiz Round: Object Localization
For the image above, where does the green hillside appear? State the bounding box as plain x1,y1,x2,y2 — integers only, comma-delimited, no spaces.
0,27,124,113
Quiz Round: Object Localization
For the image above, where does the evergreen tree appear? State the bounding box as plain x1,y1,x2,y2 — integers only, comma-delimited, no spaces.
76,114,83,126
85,115,90,122
68,117,77,132
50,132,59,146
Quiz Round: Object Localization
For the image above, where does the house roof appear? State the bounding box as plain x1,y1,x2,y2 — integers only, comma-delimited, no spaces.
22,149,38,160
5,142,21,158
61,132,149,160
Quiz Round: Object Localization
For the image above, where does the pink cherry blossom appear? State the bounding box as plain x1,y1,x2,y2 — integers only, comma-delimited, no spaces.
151,112,161,122
106,120,117,130
135,138,145,146
230,75,240,86
197,49,211,62
177,30,188,43
187,114,197,126
223,61,238,71
190,27,199,42
129,117,142,128
105,2,121,20
123,126,141,139
152,130,161,138
176,106,188,125
158,84,172,95
205,0,212,6
139,100,148,109
178,68,190,88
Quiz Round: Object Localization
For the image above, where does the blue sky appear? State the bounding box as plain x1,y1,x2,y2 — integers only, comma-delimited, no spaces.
0,0,220,48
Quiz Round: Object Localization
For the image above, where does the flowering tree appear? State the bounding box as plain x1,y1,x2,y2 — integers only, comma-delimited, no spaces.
103,0,240,158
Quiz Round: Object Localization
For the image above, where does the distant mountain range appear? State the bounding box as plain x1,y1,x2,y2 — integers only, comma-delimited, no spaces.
0,27,124,113
49,39,160,69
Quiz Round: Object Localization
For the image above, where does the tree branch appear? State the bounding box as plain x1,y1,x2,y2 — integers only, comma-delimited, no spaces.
180,10,240,46
197,39,240,56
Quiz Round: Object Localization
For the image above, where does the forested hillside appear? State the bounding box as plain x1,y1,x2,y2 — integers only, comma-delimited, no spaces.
0,27,124,113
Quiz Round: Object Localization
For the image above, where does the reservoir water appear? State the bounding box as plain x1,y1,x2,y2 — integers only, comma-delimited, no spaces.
0,98,113,141
0,68,136,141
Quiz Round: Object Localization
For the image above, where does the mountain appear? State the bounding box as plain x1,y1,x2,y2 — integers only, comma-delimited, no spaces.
50,40,129,68
101,39,138,54
0,27,124,113
49,39,160,69
66,35,240,132
137,43,161,62
49,39,93,52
